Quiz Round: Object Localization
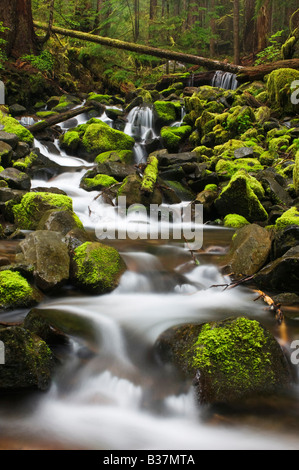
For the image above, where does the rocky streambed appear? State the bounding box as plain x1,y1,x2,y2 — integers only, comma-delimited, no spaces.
0,68,298,449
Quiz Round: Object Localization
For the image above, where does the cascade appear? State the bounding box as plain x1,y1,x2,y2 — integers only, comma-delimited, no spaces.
211,70,239,90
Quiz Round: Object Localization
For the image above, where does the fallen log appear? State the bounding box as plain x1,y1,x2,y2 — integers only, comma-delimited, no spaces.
27,103,97,133
33,21,299,82
33,21,242,74
237,59,299,82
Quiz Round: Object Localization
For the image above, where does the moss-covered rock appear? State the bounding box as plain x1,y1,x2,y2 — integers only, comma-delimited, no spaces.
0,167,31,191
0,270,42,310
71,241,126,294
161,125,192,153
80,174,118,192
12,192,73,230
275,207,299,230
226,105,256,136
59,130,81,154
266,68,299,115
215,170,268,222
36,209,84,235
117,172,163,207
223,213,250,228
153,101,178,128
95,150,134,165
215,158,263,179
81,122,135,160
154,317,291,405
0,326,55,390
0,111,34,145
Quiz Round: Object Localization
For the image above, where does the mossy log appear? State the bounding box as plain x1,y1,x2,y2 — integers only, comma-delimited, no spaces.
27,104,95,133
33,22,299,82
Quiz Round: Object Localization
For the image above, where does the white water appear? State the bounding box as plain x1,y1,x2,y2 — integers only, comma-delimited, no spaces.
211,71,239,90
4,100,299,451
124,106,159,163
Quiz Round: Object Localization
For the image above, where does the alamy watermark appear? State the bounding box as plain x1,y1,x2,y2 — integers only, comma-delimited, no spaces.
0,340,5,365
0,80,5,105
291,80,299,105
95,197,204,249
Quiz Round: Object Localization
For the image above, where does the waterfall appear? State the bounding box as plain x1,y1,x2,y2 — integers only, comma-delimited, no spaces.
211,70,239,90
124,106,158,164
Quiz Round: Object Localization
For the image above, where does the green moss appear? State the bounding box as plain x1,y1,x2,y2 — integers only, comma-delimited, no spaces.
141,156,159,193
59,131,81,152
0,111,34,144
215,170,268,222
73,241,126,294
81,174,118,191
266,68,299,115
204,184,218,192
226,106,256,136
190,317,275,392
259,150,276,166
0,270,34,309
275,207,299,230
13,192,73,230
224,214,250,228
13,151,37,171
87,93,113,104
215,158,263,179
95,150,134,165
192,145,214,158
268,136,291,153
36,111,58,118
153,101,178,126
82,122,135,156
161,125,192,153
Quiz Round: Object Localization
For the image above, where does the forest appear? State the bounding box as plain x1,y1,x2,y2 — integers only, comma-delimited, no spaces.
0,0,299,453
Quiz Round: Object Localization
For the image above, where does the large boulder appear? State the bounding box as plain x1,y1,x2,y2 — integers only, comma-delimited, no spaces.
154,317,292,405
12,191,74,230
266,68,299,115
223,224,272,276
0,326,55,390
254,246,299,294
16,231,70,293
71,241,126,294
214,170,268,222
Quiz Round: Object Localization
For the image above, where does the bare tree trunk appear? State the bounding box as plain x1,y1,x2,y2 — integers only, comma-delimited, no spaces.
243,0,257,55
256,0,272,52
209,0,216,57
0,0,38,57
233,0,240,65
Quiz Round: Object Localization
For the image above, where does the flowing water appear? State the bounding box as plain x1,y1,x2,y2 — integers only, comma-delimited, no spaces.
0,103,299,451
211,71,239,91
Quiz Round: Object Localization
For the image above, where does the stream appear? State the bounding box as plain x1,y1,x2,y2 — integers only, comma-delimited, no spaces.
1,87,299,451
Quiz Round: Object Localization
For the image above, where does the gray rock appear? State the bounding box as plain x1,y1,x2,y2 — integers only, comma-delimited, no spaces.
16,231,71,293
223,224,272,276
0,167,31,190
9,104,27,116
255,246,299,293
0,131,19,149
234,147,254,159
